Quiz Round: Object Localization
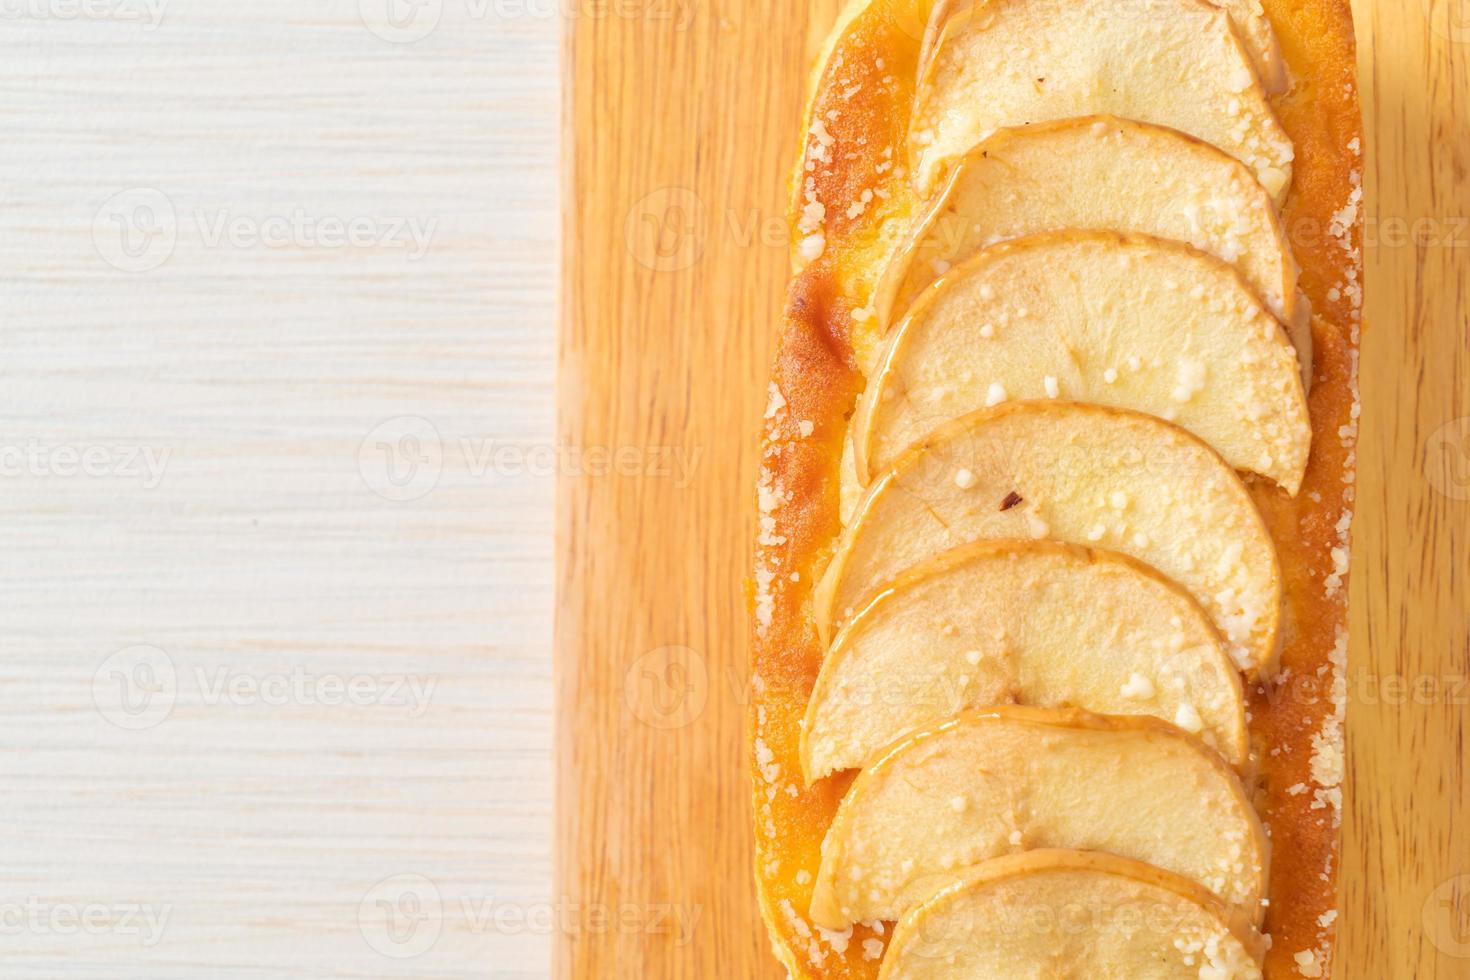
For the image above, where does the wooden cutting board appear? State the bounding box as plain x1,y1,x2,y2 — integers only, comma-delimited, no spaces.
557,1,1470,977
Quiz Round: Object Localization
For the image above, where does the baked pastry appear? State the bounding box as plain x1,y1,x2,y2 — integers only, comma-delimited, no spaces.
749,0,1363,975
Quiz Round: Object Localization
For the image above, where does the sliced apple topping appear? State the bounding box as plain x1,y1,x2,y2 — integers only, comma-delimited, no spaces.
802,539,1248,780
873,117,1299,328
878,850,1265,980
854,231,1311,493
908,0,1294,200
919,0,1287,97
808,707,1269,929
814,402,1282,674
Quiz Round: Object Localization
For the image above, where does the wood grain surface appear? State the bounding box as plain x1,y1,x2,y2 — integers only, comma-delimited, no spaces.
559,1,1470,979
1344,0,1470,977
558,0,837,976
1,3,556,977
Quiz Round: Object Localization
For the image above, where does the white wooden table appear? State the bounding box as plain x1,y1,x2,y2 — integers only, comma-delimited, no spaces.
0,2,556,976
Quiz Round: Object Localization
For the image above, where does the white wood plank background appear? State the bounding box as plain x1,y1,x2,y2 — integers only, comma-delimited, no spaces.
0,2,556,976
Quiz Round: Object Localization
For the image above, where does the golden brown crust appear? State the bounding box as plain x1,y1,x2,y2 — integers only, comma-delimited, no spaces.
751,0,1361,975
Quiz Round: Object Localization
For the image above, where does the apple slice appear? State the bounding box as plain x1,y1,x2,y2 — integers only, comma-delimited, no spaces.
802,539,1248,781
1208,0,1286,94
918,0,1287,98
853,231,1311,493
878,850,1265,980
873,117,1299,328
907,0,1294,200
814,402,1281,674
932,0,1288,94
808,707,1269,929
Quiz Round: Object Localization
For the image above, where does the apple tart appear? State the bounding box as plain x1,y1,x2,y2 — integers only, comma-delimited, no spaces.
750,0,1362,976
